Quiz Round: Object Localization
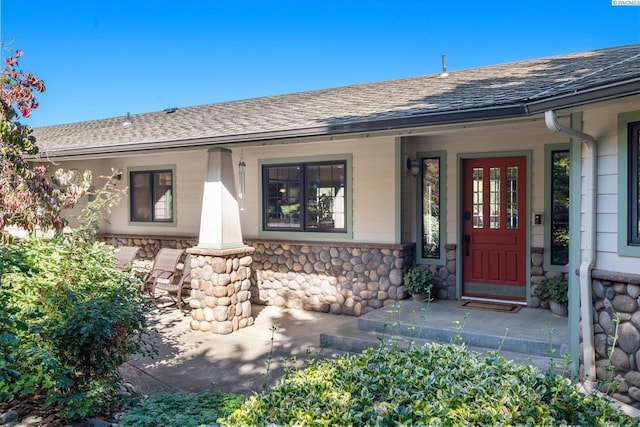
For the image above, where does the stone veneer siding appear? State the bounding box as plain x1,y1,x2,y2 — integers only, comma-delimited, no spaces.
100,234,197,261
186,246,255,335
529,247,568,309
101,236,557,310
245,239,415,316
590,269,640,408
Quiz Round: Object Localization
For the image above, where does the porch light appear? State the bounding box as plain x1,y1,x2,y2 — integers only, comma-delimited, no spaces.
238,152,246,211
406,158,420,177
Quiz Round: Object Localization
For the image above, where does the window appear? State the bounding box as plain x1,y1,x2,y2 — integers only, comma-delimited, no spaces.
417,152,446,263
550,149,570,265
629,121,640,245
262,160,346,232
130,169,174,222
617,112,640,256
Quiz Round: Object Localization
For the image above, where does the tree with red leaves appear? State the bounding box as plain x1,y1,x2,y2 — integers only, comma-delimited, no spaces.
0,50,90,237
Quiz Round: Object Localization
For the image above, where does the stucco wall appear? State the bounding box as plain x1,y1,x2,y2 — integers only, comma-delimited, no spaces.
233,136,398,244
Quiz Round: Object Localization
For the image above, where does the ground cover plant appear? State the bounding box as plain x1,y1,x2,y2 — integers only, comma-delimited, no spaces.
220,343,637,426
118,392,245,427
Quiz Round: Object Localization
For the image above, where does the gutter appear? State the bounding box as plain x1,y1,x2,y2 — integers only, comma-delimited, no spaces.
37,104,528,159
545,110,597,391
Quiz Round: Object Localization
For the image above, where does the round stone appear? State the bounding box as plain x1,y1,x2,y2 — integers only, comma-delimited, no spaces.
599,311,615,336
389,269,404,286
213,306,228,322
211,257,227,273
610,347,630,370
628,284,640,299
625,370,640,387
201,264,214,280
217,321,233,335
613,295,638,313
619,322,640,353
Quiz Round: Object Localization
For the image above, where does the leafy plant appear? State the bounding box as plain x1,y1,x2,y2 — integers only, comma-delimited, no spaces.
402,266,434,296
118,392,245,427
0,49,90,238
534,275,569,306
221,343,636,426
2,236,154,420
1,176,153,420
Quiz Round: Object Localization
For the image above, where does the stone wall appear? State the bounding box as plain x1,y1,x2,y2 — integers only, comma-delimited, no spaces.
429,244,457,300
246,239,415,316
100,234,197,261
590,270,640,408
529,247,566,309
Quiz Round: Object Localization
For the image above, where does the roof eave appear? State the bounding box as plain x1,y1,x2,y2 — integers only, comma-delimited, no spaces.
39,104,528,158
525,78,640,114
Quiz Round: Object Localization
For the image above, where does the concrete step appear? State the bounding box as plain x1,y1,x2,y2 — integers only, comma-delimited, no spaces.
319,322,567,373
356,316,566,358
319,300,570,373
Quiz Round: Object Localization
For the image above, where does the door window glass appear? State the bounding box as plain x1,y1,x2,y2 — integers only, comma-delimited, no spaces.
422,158,440,258
473,168,483,228
489,167,500,229
507,166,518,229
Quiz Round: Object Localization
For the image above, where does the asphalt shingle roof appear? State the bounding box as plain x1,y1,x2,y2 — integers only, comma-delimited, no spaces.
34,44,640,157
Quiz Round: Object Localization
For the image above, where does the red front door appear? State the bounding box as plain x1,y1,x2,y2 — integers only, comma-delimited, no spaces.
462,157,527,302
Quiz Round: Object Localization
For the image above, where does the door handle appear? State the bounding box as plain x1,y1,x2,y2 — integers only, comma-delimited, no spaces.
464,235,471,256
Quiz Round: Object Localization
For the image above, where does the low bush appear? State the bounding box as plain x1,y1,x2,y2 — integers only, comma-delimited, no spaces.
221,343,636,426
0,236,154,421
118,392,245,427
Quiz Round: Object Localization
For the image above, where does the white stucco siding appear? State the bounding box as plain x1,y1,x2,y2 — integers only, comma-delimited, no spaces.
98,150,207,237
234,136,397,243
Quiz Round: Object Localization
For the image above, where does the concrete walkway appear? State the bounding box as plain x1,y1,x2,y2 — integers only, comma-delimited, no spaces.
120,304,356,396
120,299,570,397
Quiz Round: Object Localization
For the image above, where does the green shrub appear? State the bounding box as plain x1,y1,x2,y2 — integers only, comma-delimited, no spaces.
402,266,434,295
221,343,636,426
118,392,245,427
534,275,569,306
1,236,154,420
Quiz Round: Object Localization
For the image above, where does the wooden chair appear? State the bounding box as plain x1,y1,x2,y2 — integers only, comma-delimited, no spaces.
142,248,186,309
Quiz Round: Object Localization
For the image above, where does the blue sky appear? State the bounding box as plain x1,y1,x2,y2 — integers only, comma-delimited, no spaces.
1,0,639,128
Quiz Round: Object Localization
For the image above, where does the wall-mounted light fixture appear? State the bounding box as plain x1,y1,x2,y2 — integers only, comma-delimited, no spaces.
238,151,246,211
406,157,420,177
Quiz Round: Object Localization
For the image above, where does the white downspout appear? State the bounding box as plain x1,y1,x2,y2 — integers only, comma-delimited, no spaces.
545,110,597,391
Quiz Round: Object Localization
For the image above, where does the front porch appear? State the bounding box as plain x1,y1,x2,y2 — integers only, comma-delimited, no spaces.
122,299,569,397
320,299,569,372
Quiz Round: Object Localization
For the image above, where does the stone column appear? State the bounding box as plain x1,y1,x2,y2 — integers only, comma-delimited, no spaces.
189,147,255,334
187,246,255,334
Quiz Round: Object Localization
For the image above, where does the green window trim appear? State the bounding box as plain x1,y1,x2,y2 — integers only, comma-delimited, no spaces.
416,151,446,265
127,165,177,227
258,154,353,240
544,143,571,271
617,111,640,257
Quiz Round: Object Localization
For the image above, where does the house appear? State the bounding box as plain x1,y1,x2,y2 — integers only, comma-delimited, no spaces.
34,44,640,403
